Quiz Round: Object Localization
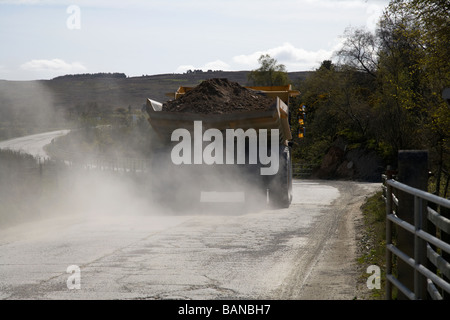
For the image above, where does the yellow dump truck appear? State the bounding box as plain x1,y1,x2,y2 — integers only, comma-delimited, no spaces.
145,81,299,209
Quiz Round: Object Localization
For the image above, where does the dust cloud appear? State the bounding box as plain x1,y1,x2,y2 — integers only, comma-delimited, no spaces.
0,80,65,139
0,80,164,231
0,130,272,234
0,80,274,234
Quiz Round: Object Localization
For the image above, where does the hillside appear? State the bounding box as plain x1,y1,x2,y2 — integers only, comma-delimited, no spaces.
1,70,310,110
0,70,311,139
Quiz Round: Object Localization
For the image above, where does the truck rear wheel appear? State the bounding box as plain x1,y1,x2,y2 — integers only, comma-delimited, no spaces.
268,145,293,209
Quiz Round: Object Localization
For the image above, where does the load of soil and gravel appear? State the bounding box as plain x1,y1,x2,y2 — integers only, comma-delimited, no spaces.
161,78,275,114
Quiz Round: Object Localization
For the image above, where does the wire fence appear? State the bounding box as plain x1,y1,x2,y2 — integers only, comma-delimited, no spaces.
48,145,316,178
48,146,149,173
292,163,314,178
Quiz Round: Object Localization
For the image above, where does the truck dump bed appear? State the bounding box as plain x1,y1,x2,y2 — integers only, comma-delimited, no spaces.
146,97,292,143
146,83,298,143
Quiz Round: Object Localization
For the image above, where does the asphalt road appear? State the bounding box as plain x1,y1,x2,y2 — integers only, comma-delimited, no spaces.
0,180,379,300
0,130,70,159
0,132,380,300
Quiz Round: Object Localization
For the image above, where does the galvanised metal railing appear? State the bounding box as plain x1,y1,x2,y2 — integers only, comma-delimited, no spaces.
291,163,314,178
48,145,149,173
383,173,450,300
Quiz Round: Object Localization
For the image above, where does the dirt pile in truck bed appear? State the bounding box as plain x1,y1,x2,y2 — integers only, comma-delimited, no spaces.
161,78,275,114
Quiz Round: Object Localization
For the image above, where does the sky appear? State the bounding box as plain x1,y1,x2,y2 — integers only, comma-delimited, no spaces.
0,0,391,81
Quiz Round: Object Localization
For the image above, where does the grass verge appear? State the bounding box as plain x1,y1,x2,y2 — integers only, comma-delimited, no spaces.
357,191,387,299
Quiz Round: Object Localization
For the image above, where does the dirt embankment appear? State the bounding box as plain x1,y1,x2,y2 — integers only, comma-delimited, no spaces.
314,138,385,182
162,78,275,114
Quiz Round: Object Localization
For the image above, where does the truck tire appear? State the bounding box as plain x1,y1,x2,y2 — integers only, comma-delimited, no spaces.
268,145,293,209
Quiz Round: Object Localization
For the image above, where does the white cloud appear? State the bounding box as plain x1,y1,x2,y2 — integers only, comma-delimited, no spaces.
232,41,344,71
175,60,230,73
203,60,231,71
175,65,195,74
20,59,87,73
366,3,385,30
175,41,347,74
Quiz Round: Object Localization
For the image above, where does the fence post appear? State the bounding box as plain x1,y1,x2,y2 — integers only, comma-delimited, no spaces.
39,157,43,178
386,167,393,300
441,204,450,300
414,196,427,299
396,150,428,299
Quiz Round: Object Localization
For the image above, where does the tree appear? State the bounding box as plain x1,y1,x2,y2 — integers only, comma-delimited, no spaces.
247,54,290,86
292,0,449,185
335,27,379,77
292,60,382,169
377,0,450,195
